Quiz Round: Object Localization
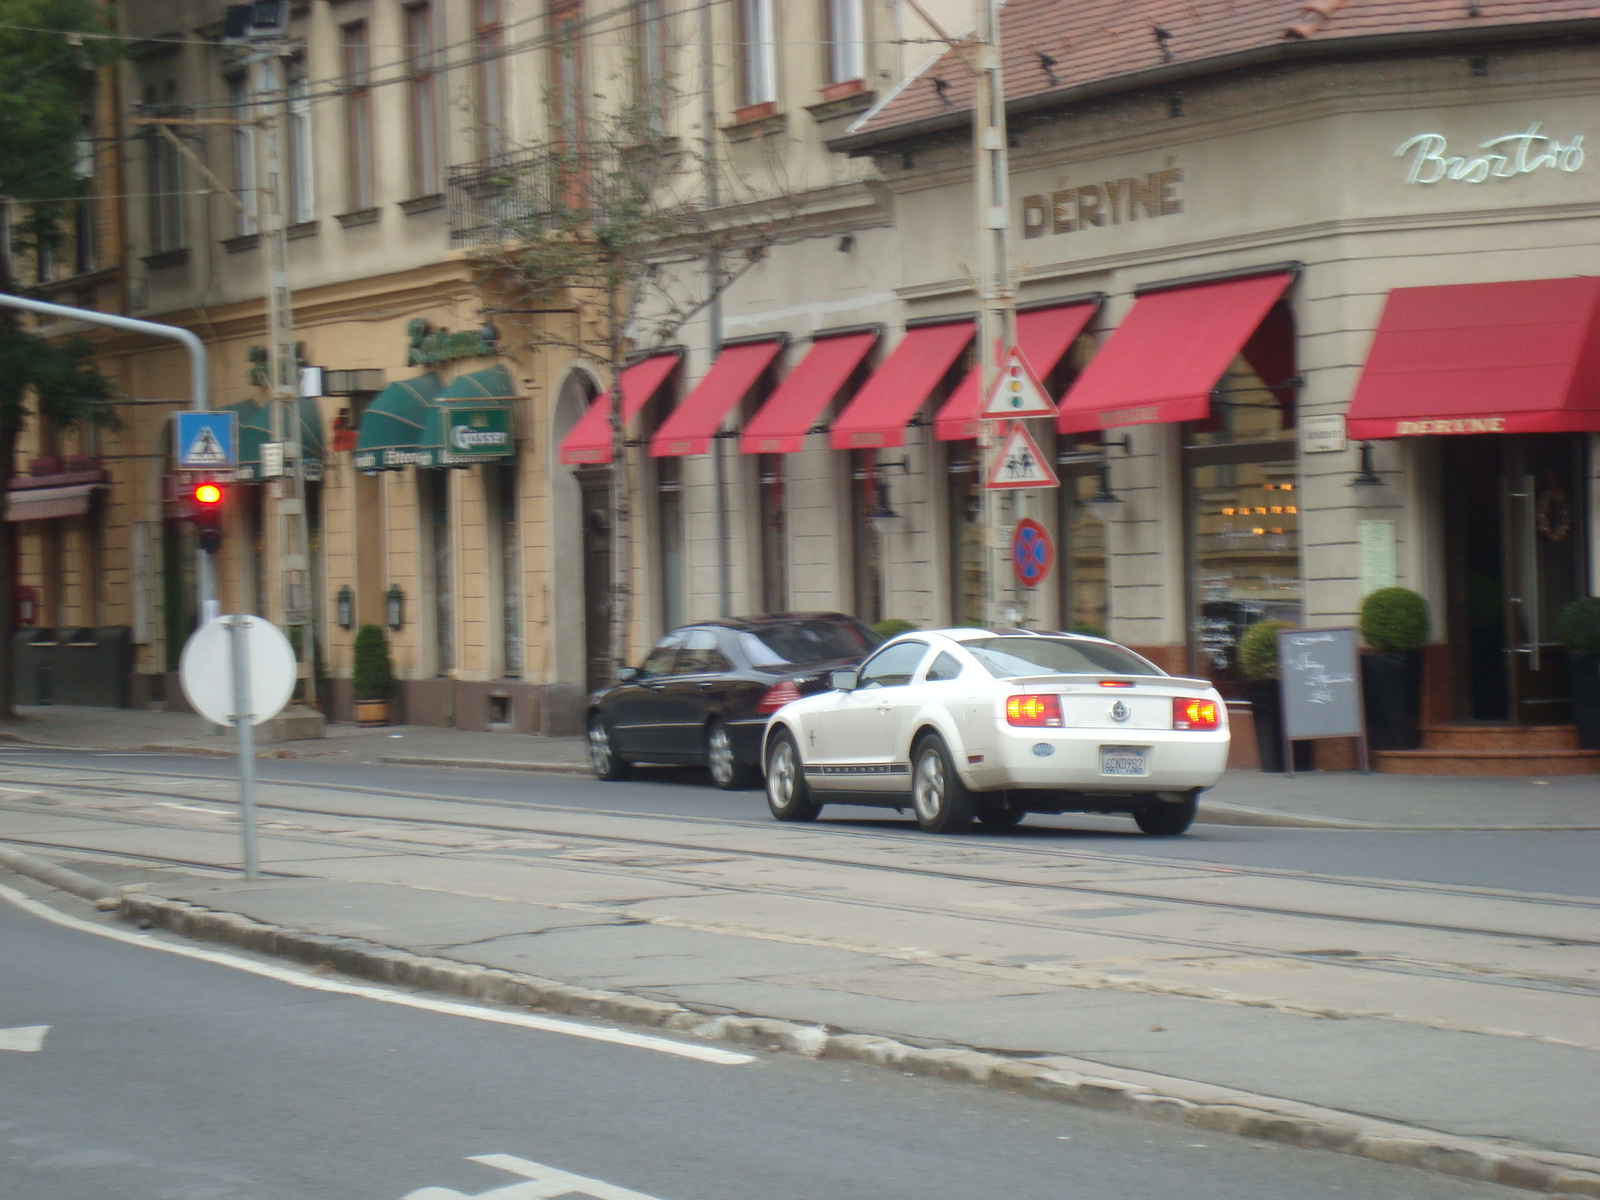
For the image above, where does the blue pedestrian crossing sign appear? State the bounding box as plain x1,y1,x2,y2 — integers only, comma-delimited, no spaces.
174,411,238,469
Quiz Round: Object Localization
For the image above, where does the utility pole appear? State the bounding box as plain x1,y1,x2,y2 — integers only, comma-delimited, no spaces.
971,0,1020,628
251,46,317,705
702,0,729,617
906,0,1020,627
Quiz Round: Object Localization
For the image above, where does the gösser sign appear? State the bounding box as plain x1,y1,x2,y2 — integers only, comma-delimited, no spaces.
1396,122,1583,185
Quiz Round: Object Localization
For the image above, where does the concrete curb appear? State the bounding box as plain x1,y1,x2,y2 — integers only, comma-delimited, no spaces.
109,890,1600,1197
376,754,592,775
0,844,122,908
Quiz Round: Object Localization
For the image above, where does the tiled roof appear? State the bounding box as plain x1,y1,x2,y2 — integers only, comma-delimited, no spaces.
840,1,1600,147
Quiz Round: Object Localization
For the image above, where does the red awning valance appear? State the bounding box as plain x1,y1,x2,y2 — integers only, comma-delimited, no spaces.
742,331,877,454
830,322,974,449
557,353,682,465
1055,273,1294,433
5,482,102,522
649,340,784,457
934,303,1097,440
1346,277,1600,439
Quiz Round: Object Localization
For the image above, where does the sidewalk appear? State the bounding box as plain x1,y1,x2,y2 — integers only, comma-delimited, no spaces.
4,704,1598,830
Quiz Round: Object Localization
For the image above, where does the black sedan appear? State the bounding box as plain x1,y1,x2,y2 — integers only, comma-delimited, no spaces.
586,613,884,788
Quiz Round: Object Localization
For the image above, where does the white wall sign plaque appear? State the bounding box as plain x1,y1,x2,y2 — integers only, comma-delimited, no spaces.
1302,414,1347,454
1396,123,1584,185
1358,519,1397,597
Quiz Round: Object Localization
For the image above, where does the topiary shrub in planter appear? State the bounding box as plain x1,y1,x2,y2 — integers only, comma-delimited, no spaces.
872,618,918,640
1239,619,1295,773
352,624,395,727
1359,587,1430,751
1556,597,1600,750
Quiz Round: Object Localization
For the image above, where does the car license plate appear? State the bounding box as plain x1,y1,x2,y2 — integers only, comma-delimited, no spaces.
1100,746,1149,777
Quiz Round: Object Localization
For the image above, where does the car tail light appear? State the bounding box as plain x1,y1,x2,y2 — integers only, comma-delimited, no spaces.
1099,679,1134,688
1173,697,1220,731
1006,694,1063,727
756,680,802,714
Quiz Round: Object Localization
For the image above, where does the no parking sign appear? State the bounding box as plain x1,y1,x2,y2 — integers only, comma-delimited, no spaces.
1012,518,1053,589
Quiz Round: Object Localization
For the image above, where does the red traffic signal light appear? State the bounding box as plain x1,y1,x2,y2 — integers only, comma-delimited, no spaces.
191,481,225,552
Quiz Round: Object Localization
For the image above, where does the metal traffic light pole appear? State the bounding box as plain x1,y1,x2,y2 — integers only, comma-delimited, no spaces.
0,293,216,622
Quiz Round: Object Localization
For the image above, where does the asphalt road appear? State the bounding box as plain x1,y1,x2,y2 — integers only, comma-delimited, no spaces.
0,888,1514,1200
4,745,1596,897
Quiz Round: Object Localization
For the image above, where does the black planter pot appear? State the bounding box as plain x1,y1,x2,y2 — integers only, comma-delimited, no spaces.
1570,651,1600,751
1361,651,1423,751
1245,680,1284,773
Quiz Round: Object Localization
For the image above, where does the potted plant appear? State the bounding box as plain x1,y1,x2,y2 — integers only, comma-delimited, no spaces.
1239,619,1295,772
1359,587,1430,751
1556,596,1600,749
352,623,395,727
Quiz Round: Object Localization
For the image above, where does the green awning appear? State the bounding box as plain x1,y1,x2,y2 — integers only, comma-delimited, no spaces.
437,364,516,401
354,370,515,469
353,373,443,471
225,397,326,482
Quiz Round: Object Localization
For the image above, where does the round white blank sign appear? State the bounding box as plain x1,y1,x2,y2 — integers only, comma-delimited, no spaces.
179,615,297,727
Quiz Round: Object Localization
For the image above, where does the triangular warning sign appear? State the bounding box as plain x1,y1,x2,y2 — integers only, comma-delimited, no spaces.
979,346,1057,420
185,425,230,467
984,423,1059,490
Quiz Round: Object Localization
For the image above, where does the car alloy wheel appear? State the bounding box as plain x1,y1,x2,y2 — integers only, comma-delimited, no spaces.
588,714,630,782
913,748,947,824
910,734,974,834
706,720,755,790
765,731,820,821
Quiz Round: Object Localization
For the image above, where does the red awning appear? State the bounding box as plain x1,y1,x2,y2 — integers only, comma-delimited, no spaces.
557,353,682,465
1346,277,1600,439
1055,273,1294,433
829,322,974,449
934,303,1097,440
649,340,784,457
741,332,877,454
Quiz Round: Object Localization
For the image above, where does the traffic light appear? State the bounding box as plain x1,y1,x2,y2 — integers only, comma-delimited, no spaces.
191,480,225,552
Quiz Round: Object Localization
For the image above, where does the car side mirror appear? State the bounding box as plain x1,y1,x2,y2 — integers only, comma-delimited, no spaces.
830,669,858,691
617,666,639,684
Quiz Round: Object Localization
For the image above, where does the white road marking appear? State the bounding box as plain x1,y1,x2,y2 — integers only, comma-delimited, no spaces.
0,883,753,1066
154,802,231,816
402,1154,671,1199
0,1024,49,1052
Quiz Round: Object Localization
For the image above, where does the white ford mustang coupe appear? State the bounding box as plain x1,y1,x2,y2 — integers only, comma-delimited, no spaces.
761,628,1229,836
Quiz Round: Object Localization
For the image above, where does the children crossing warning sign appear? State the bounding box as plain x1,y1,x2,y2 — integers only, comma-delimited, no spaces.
985,423,1059,490
979,346,1057,420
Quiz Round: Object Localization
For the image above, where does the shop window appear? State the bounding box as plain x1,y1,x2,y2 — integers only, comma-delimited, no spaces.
946,442,984,626
1185,326,1301,697
1057,435,1109,637
421,470,454,674
758,455,787,613
657,456,685,631
850,452,882,626
492,463,523,678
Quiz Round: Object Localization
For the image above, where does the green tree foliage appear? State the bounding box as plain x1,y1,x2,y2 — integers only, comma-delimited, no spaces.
0,1,119,719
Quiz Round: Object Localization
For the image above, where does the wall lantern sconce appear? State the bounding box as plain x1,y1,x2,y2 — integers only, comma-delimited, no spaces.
867,455,910,536
336,585,354,631
1349,441,1384,487
386,585,405,632
1076,436,1129,524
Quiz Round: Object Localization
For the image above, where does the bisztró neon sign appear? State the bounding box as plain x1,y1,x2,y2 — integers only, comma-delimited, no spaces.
1396,123,1583,184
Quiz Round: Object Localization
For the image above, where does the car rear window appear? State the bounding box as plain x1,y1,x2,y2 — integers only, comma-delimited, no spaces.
738,620,883,669
965,637,1164,679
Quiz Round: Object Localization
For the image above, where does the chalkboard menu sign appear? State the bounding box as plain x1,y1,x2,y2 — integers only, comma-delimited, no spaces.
1276,627,1369,774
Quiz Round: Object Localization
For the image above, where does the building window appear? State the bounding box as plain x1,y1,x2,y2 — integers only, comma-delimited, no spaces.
227,73,257,236
287,58,314,223
850,452,883,626
946,443,984,626
657,456,685,631
825,0,864,84
1185,309,1300,696
492,463,523,677
758,455,787,612
739,0,777,106
473,0,506,157
406,4,441,197
549,2,585,146
342,23,374,211
146,82,186,252
633,0,668,127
